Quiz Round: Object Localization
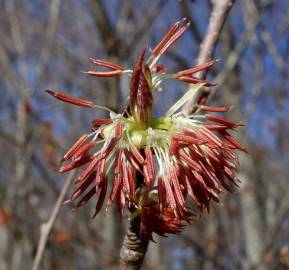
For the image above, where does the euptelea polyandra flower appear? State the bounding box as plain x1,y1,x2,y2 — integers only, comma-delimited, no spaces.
47,18,245,237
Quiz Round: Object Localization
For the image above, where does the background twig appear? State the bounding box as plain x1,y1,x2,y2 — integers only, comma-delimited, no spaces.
183,0,235,114
32,171,75,270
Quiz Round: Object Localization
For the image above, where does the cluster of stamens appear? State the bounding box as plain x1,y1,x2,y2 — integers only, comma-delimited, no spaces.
46,18,245,237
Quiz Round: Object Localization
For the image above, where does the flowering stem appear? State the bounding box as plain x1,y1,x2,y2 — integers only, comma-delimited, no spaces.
120,215,149,270
120,172,149,270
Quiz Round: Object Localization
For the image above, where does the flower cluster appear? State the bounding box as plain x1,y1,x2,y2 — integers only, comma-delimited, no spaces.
47,18,245,237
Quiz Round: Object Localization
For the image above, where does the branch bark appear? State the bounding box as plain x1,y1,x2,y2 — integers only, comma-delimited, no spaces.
183,0,236,114
119,171,149,270
120,216,149,270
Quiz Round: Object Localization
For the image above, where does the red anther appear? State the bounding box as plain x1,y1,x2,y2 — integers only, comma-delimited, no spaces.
62,134,89,161
71,141,96,162
71,171,97,201
176,76,216,87
100,138,117,158
172,133,204,145
130,144,145,164
162,177,177,211
152,18,190,57
127,166,135,200
203,125,228,131
123,149,142,173
151,18,187,56
199,127,224,147
92,176,108,217
158,177,167,211
95,159,106,186
76,186,96,208
91,118,113,130
205,114,240,128
199,105,231,112
76,156,101,181
176,60,218,76
106,175,121,211
121,162,130,193
115,122,123,139
58,155,93,173
46,90,94,108
169,140,179,155
221,131,247,152
114,150,122,175
170,168,185,207
143,165,152,188
89,58,125,70
159,21,191,55
85,70,123,77
144,147,154,179
178,150,202,172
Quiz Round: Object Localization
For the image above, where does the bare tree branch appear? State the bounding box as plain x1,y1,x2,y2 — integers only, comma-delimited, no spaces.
32,171,75,270
183,0,236,114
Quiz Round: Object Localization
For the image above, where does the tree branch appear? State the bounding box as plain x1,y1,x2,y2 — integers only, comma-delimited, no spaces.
120,216,149,270
183,0,236,114
119,172,149,269
32,171,75,270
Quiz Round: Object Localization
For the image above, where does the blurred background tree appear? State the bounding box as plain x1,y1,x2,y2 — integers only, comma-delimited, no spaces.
0,0,288,269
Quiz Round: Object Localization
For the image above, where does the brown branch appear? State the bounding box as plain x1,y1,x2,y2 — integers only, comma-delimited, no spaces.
119,171,149,269
120,216,149,270
207,0,273,106
183,0,236,114
31,171,75,270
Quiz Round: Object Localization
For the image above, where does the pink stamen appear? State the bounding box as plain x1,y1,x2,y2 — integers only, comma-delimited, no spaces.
62,134,89,162
199,105,231,112
172,133,205,145
91,118,113,130
58,155,93,173
127,166,135,200
121,161,130,193
92,176,108,217
124,149,142,173
176,60,218,76
178,150,202,172
151,18,187,56
71,141,96,162
71,171,97,201
205,115,240,128
89,58,125,70
144,147,154,180
76,156,101,181
46,90,94,108
76,186,96,208
130,144,145,164
176,76,215,86
115,122,123,140
85,70,123,77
